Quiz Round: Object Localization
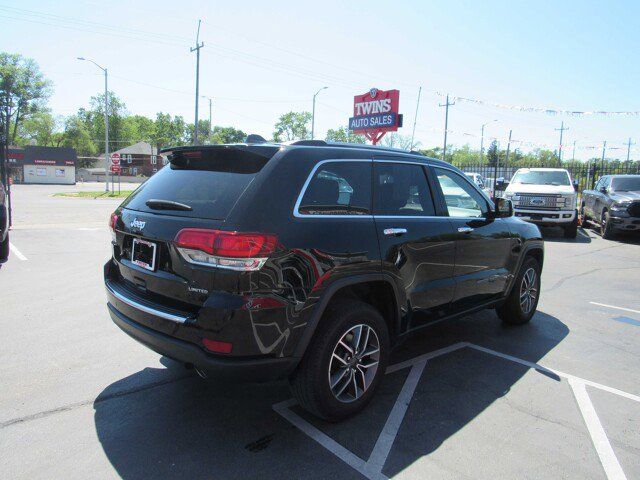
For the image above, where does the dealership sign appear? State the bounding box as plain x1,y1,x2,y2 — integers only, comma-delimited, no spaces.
349,88,402,144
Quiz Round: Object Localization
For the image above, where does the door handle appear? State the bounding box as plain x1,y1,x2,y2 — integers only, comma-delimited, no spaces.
458,226,474,233
383,228,408,237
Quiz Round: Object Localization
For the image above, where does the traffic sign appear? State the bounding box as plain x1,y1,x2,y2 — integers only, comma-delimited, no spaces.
110,153,121,166
109,165,121,174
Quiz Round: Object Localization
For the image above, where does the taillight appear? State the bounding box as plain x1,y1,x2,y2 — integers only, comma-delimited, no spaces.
202,338,233,354
174,229,277,271
109,213,118,241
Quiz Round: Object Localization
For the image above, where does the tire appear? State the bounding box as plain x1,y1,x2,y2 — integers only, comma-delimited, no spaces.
601,210,614,239
563,217,578,239
580,202,589,223
496,257,541,325
0,233,8,263
289,299,390,422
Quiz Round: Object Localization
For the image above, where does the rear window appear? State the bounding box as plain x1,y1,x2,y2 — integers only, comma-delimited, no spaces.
121,147,275,219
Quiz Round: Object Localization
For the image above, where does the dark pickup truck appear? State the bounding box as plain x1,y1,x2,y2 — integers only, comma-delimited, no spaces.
581,174,640,238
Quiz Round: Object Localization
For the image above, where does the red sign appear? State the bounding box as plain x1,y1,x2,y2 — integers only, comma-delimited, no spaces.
109,165,121,174
349,88,401,144
110,153,121,166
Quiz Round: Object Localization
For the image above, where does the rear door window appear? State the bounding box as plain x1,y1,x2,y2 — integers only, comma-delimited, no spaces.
298,161,372,215
373,162,435,216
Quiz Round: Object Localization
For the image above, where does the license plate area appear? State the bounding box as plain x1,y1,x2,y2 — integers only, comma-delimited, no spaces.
131,237,157,271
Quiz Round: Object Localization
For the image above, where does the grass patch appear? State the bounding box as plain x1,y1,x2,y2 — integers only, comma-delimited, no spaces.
54,190,134,199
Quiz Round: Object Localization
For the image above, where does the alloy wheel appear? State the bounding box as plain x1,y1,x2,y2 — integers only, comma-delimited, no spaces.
328,324,380,403
519,267,538,315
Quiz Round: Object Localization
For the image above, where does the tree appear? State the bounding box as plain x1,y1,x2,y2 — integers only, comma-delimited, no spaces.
325,126,365,144
62,115,98,161
0,52,52,145
185,120,211,145
87,91,128,154
381,133,416,150
17,110,62,147
487,140,499,167
273,111,312,142
210,126,246,144
151,113,186,150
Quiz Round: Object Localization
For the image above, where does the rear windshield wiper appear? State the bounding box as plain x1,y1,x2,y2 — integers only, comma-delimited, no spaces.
145,199,193,211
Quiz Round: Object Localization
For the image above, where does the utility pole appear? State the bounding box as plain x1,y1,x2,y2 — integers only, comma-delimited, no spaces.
190,20,204,145
201,96,212,142
77,57,109,192
480,119,498,163
410,86,422,150
626,137,634,162
311,87,328,140
555,121,569,163
600,140,607,175
1,104,10,226
571,140,577,161
504,129,513,173
439,94,455,161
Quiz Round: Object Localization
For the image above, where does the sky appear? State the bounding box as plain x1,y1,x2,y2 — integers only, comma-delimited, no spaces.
1,0,640,160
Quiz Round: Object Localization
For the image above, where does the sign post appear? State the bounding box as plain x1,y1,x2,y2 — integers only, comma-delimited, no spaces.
110,153,121,195
348,88,402,145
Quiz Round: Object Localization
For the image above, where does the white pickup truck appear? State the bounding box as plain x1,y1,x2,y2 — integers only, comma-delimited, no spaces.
503,168,579,238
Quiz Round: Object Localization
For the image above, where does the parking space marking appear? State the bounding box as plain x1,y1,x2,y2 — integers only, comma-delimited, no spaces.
570,379,627,480
275,342,639,480
612,316,640,327
272,399,382,480
590,302,640,315
365,359,427,476
9,243,27,261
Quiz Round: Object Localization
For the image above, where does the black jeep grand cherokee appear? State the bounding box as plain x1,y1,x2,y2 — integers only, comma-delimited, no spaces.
105,140,543,421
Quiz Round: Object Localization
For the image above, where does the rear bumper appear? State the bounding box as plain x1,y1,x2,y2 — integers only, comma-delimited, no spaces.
514,208,576,225
108,304,298,381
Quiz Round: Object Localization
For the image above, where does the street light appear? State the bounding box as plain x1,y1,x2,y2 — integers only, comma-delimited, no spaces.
77,57,109,192
311,87,328,140
480,119,498,163
201,95,212,143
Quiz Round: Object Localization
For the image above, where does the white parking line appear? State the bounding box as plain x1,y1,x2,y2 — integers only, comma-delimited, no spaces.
590,302,640,315
570,380,627,480
365,359,427,476
274,343,638,480
9,243,27,261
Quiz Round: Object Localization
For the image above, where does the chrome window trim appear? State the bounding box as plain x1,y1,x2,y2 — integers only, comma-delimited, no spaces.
106,281,189,324
292,158,492,220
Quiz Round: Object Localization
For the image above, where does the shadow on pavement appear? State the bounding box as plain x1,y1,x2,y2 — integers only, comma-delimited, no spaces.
540,226,592,243
94,310,568,479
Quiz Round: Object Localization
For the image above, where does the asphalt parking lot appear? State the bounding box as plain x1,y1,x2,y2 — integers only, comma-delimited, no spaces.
1,183,639,480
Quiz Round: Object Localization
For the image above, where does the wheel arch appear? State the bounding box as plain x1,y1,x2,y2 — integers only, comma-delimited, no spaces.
292,274,402,358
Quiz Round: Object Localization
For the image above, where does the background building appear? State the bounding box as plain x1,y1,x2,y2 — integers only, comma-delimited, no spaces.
107,142,164,177
6,146,77,185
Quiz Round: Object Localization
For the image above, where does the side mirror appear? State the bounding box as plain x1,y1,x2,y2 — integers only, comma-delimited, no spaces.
495,178,509,191
494,198,513,218
573,179,579,191
599,186,607,194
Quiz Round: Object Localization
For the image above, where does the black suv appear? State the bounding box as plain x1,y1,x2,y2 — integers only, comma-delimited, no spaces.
1,181,9,263
104,141,544,421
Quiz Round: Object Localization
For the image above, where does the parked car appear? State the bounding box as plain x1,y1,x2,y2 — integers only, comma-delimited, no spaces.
104,140,544,421
0,181,9,263
581,174,640,239
465,172,493,198
503,168,579,238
